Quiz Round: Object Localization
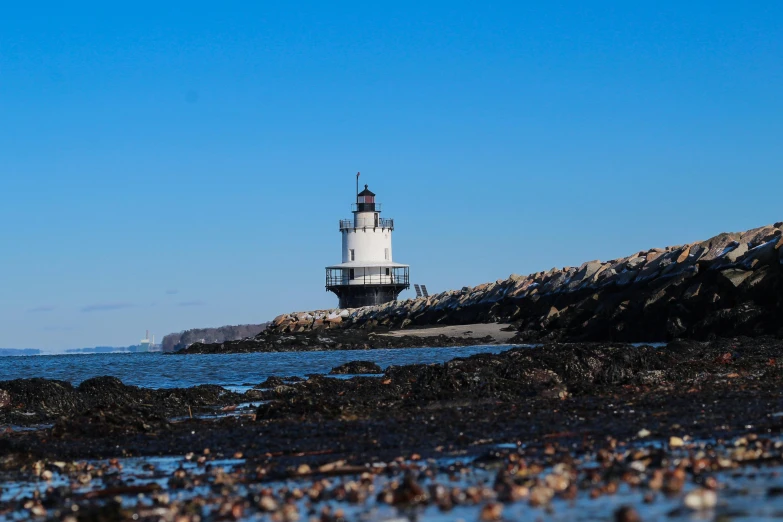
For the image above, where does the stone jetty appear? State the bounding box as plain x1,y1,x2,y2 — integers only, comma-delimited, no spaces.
268,223,783,342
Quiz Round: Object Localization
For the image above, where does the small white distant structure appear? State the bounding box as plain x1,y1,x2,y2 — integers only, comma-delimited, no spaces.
325,172,410,308
139,330,155,352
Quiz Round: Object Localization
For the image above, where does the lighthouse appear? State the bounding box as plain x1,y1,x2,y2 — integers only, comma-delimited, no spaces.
325,175,410,308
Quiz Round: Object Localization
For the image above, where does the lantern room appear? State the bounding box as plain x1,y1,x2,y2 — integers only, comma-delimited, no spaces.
355,185,376,212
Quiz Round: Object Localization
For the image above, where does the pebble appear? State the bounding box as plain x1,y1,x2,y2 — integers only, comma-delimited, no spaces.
614,505,641,522
529,485,555,507
683,488,718,510
479,502,503,521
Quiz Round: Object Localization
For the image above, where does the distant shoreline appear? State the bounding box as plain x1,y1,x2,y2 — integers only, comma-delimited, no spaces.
0,345,160,357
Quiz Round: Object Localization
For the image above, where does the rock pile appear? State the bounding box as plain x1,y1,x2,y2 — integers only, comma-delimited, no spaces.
267,223,783,342
328,361,383,374
0,377,243,426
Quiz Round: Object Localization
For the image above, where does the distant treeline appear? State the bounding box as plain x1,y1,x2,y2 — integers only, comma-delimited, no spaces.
0,348,42,357
161,323,269,352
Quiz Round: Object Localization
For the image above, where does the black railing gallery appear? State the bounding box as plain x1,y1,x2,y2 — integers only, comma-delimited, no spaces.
325,266,409,288
339,218,394,231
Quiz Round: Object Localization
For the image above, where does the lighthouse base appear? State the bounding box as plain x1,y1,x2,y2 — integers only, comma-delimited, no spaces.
327,285,407,309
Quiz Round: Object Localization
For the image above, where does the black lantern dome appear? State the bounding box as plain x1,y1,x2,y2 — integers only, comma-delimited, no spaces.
355,185,376,212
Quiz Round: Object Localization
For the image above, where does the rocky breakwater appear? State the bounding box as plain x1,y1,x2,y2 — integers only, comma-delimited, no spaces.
260,223,783,343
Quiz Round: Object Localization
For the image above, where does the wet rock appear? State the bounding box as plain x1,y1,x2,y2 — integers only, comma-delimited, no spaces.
724,242,749,263
254,376,303,389
479,502,503,521
528,485,554,506
626,256,646,270
699,233,741,263
683,488,717,510
614,505,641,522
0,376,243,426
0,389,10,409
523,369,562,387
767,486,783,498
329,361,383,375
718,268,753,288
669,436,685,448
539,385,568,399
0,378,78,415
51,406,171,438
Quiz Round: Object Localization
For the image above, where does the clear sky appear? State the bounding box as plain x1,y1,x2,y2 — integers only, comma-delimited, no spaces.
1,2,781,350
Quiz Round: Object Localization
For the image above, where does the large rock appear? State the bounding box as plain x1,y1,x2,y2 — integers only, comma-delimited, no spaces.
625,256,646,270
329,361,383,375
718,268,753,288
724,243,749,263
739,239,779,268
699,233,741,263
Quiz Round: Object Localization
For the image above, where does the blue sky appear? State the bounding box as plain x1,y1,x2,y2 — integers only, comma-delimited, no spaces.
1,2,781,350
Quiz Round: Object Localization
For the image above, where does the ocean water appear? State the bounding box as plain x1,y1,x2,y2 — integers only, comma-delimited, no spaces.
0,345,517,389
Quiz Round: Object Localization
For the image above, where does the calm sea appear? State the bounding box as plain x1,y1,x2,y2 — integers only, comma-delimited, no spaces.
0,346,515,389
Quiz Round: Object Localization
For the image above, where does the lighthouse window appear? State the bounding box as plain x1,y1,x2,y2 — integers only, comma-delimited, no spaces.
349,269,355,280
384,248,389,260
350,249,355,261
385,268,390,276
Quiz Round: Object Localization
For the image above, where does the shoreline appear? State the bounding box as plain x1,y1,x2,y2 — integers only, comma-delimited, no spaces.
376,322,518,342
174,325,514,355
7,335,782,446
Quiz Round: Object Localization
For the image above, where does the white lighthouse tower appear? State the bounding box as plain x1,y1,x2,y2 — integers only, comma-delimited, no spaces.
325,174,410,308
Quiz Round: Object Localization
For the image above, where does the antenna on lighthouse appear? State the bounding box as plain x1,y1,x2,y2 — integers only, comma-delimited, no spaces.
356,172,360,203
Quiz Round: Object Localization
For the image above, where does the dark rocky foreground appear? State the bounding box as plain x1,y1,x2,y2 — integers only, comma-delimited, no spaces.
196,223,783,357
2,337,783,519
